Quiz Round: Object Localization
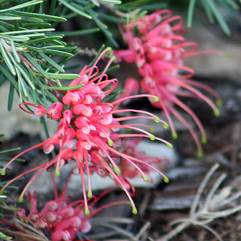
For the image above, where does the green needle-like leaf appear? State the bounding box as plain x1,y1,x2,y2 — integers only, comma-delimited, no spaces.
59,28,99,37
46,83,83,90
0,147,21,154
7,83,15,111
45,73,79,80
205,0,231,35
59,0,92,19
187,0,197,28
38,51,65,72
0,0,43,13
0,43,16,75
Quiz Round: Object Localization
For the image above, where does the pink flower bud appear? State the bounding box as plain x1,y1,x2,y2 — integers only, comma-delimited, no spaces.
83,94,93,104
80,221,91,233
47,102,63,120
77,140,92,150
43,143,55,154
69,217,81,228
61,148,73,160
36,220,47,229
52,230,70,241
62,91,81,105
34,105,47,116
63,110,72,124
99,104,112,114
72,104,92,117
46,201,58,211
59,207,74,218
47,212,57,222
17,208,26,218
100,114,113,125
62,231,72,241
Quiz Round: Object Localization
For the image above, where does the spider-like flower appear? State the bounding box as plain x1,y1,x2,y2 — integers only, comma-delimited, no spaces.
115,10,221,156
17,176,128,241
0,49,171,214
18,193,91,241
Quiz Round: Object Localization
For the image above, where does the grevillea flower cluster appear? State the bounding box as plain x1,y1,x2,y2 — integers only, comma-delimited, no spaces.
115,10,221,156
0,49,171,215
18,193,91,241
17,176,128,241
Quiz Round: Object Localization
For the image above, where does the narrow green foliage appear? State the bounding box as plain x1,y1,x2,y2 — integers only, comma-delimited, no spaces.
56,0,122,46
0,0,77,105
45,83,83,90
205,0,231,35
7,84,15,111
0,0,43,13
186,0,237,35
58,28,99,37
187,0,196,27
59,0,92,19
40,117,50,138
0,232,12,241
118,0,166,11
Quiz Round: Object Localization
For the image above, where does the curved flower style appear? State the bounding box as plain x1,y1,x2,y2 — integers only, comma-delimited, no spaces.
115,10,221,156
119,139,169,179
0,49,171,214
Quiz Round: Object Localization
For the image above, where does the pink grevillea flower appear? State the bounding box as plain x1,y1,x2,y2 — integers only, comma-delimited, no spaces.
18,193,91,241
17,177,128,241
1,49,171,214
115,10,221,157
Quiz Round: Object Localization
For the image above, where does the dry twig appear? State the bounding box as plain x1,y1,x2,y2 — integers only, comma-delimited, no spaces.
157,164,241,241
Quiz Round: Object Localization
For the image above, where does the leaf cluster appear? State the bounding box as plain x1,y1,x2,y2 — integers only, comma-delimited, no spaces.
0,0,78,107
187,0,240,35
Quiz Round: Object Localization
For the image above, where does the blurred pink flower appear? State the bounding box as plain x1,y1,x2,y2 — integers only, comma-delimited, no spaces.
115,10,221,156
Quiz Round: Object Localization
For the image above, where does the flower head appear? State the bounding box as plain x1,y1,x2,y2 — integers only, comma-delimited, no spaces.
1,49,171,214
115,10,221,156
17,176,128,241
18,192,91,241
